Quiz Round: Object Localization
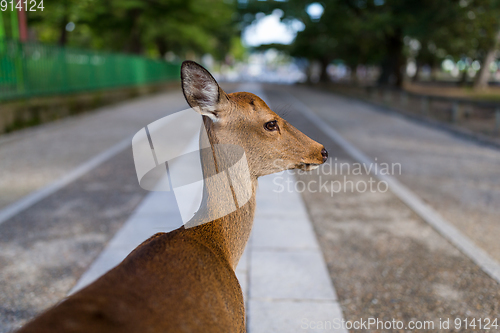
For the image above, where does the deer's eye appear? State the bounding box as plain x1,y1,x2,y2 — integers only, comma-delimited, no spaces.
264,120,279,131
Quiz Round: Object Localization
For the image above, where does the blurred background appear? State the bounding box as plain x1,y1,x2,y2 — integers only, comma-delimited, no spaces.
2,0,500,135
1,1,500,332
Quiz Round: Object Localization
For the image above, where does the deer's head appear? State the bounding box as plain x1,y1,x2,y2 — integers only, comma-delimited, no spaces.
181,61,327,179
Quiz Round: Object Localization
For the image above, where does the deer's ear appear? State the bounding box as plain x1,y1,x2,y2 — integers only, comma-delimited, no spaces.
181,61,228,121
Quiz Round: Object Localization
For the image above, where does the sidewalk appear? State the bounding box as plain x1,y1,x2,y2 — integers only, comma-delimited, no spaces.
70,170,346,332
0,88,195,332
0,88,186,211
246,172,345,332
68,83,347,332
262,85,500,329
286,85,500,264
3,82,500,332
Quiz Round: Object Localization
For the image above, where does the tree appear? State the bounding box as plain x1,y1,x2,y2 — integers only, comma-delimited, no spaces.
474,31,500,89
241,0,500,88
290,0,371,82
27,0,237,60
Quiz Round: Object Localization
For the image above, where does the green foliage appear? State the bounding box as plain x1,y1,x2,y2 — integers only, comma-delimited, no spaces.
26,0,237,60
229,37,248,61
241,0,500,86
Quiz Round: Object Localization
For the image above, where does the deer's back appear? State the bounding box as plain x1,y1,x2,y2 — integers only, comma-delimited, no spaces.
17,231,246,333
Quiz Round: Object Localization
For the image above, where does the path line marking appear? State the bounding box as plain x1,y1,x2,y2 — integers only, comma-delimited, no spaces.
286,92,500,285
0,138,131,226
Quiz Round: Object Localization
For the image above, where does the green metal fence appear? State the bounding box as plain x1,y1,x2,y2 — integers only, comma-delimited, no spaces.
0,39,181,101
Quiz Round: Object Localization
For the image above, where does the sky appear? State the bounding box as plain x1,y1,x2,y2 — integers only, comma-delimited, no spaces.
242,9,305,47
242,3,324,47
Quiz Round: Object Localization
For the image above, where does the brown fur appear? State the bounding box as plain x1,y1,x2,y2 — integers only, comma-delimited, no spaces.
16,61,325,333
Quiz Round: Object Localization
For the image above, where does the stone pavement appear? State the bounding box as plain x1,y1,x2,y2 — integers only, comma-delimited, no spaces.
69,170,347,332
262,85,500,331
245,172,346,332
285,85,500,264
0,88,187,210
68,83,347,332
3,82,500,332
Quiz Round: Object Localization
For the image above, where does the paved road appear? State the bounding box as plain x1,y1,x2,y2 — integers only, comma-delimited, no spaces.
0,89,188,210
0,87,195,331
0,83,499,332
284,85,500,263
262,86,500,331
0,149,146,331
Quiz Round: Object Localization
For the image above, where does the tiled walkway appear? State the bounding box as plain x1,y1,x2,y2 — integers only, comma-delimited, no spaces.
3,82,347,331
243,172,346,332
70,172,346,332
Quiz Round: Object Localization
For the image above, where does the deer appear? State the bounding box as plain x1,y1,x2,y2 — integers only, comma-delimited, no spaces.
16,61,328,333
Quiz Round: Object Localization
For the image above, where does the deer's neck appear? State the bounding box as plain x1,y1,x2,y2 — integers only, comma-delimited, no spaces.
185,181,257,269
183,118,258,269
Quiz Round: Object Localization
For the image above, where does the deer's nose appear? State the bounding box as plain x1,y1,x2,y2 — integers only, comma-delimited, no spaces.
321,147,328,163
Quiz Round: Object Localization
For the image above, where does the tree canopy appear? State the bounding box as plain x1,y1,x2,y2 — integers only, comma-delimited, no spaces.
241,0,500,87
26,0,237,60
14,0,500,88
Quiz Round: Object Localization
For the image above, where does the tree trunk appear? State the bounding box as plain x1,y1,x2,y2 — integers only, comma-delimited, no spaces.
306,60,320,83
474,50,495,89
459,69,468,87
474,31,500,90
412,61,421,82
350,64,358,85
430,66,439,82
58,18,68,46
156,38,167,58
306,63,314,84
377,31,404,88
58,0,69,46
126,9,143,55
319,58,331,83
